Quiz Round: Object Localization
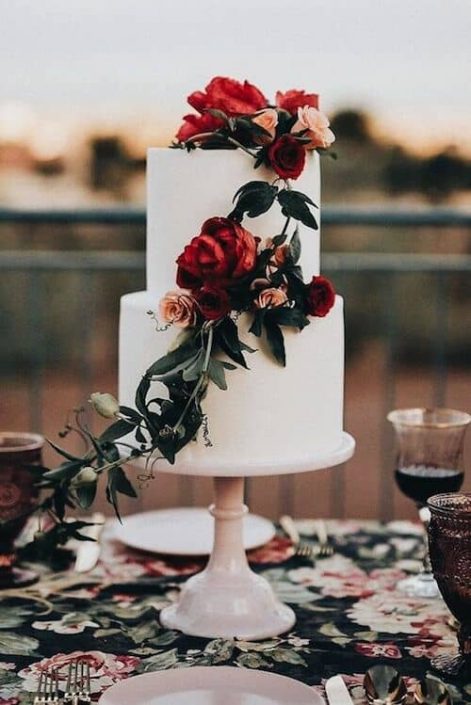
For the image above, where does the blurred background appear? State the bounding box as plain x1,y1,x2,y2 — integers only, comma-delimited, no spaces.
1,0,470,520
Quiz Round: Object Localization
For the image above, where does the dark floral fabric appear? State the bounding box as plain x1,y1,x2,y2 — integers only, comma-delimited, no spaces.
1,520,469,704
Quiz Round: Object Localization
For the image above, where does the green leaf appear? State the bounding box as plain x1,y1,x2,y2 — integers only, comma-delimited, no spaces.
106,466,137,520
215,317,248,368
277,189,318,230
135,376,150,415
47,439,83,462
208,359,227,390
268,307,310,330
288,227,301,263
264,321,286,366
146,341,198,377
228,180,278,221
248,309,265,337
42,459,84,484
75,481,97,509
182,351,205,382
99,419,135,443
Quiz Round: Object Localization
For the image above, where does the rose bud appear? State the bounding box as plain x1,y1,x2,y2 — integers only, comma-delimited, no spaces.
305,276,336,317
292,106,335,149
264,237,289,267
159,290,197,327
195,285,232,321
72,466,98,486
276,89,319,115
89,392,120,418
251,108,278,144
256,287,288,309
267,134,306,180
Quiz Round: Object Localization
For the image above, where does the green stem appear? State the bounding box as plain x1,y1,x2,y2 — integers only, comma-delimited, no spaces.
280,216,291,237
226,136,257,158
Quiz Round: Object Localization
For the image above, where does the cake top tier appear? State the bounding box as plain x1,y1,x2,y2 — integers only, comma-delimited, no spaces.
146,147,321,295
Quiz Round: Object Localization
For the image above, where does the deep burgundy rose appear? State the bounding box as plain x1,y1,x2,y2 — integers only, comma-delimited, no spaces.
268,135,306,180
187,76,268,116
176,112,224,142
305,275,336,317
195,285,231,320
176,217,257,289
275,89,319,115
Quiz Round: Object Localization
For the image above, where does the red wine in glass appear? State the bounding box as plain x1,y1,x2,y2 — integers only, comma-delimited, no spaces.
395,464,464,507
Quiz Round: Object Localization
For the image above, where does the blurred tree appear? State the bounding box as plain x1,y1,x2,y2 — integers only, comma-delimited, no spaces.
330,109,373,144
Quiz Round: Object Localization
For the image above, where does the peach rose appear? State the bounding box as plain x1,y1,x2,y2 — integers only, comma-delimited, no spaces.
159,290,197,327
251,108,278,144
264,238,289,267
292,106,335,149
256,287,288,309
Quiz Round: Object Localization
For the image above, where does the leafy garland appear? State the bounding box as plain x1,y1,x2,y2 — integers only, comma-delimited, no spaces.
16,78,337,554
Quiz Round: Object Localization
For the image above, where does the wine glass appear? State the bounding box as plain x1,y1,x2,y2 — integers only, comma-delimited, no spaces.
387,408,470,598
0,432,44,588
428,493,471,679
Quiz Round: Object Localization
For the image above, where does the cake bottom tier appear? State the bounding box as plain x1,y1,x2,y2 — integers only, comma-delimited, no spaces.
119,291,348,476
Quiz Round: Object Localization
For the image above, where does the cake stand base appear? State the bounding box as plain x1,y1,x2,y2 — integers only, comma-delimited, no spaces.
160,476,295,640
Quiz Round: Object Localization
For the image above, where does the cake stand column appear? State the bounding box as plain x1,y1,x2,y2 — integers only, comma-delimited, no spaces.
159,475,295,640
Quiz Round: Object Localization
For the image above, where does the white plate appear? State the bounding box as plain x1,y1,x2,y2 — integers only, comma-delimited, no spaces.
111,507,276,556
98,666,321,705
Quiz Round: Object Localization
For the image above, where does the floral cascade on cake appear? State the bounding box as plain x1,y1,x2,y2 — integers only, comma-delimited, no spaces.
33,77,337,541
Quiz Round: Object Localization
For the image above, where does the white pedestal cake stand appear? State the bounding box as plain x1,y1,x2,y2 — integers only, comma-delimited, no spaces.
155,432,355,641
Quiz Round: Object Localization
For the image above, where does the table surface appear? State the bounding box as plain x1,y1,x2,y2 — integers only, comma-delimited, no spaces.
1,519,470,704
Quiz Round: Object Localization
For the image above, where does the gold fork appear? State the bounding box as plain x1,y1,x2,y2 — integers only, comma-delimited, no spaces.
313,519,334,558
64,659,91,704
34,669,60,705
280,515,317,561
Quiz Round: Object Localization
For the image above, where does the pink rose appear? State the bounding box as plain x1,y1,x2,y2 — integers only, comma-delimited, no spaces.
292,106,335,149
251,108,278,144
255,287,288,309
159,290,198,327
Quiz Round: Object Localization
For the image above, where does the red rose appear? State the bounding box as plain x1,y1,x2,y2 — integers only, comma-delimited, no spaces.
268,135,306,180
176,112,225,142
276,89,319,115
195,285,231,320
305,276,336,317
188,76,268,116
176,217,258,289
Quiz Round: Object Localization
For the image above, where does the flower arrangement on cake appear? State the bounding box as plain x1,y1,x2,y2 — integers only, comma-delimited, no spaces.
28,77,337,549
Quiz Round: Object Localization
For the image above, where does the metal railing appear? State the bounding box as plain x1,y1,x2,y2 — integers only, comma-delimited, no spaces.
1,205,470,519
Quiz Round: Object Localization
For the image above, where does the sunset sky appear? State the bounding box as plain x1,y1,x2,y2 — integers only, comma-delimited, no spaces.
1,0,470,155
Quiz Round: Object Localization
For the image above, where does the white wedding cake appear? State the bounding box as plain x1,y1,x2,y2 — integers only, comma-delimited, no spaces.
119,147,348,475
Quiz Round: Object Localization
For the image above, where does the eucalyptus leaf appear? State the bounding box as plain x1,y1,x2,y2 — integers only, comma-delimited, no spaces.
264,321,286,366
208,359,227,390
146,341,198,377
99,419,135,443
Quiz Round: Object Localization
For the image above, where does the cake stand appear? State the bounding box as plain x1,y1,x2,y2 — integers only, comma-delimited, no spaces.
154,432,355,640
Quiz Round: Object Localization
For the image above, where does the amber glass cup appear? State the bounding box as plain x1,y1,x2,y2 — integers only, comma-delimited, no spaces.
0,432,44,588
428,493,471,679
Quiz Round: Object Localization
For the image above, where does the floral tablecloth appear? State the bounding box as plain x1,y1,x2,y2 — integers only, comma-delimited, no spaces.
1,519,470,704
